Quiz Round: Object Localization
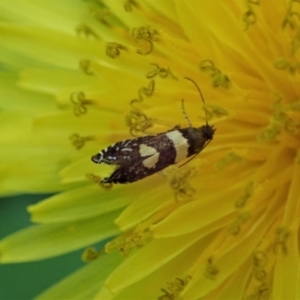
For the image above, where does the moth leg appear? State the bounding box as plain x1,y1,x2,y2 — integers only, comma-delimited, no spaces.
99,181,113,189
100,176,112,184
100,168,128,184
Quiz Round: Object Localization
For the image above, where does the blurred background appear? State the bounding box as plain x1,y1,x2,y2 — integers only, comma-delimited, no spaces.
0,194,103,300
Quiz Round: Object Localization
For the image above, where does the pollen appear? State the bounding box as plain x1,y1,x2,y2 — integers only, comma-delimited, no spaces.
105,225,148,256
158,276,192,300
81,247,100,262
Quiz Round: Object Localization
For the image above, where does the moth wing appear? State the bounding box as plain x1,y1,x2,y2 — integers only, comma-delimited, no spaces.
137,143,160,169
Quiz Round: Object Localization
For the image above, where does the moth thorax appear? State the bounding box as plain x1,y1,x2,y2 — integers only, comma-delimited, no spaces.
184,126,214,155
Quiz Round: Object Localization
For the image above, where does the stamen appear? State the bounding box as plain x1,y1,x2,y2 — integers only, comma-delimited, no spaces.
105,240,131,256
124,0,139,12
70,92,94,116
76,23,99,39
274,58,300,74
200,60,230,89
273,226,290,255
81,247,100,262
125,105,153,136
131,26,158,55
89,7,111,26
291,31,300,55
215,152,243,171
250,251,269,285
258,107,299,142
204,257,220,280
296,150,300,163
281,1,300,55
79,59,95,76
138,79,155,100
158,276,191,300
146,63,177,79
235,181,255,208
86,173,113,189
242,0,260,30
227,211,250,235
105,225,148,256
287,99,300,111
247,282,271,300
165,166,196,201
86,173,101,184
106,42,127,59
69,133,94,150
282,0,300,30
202,104,229,121
254,269,268,282
257,125,281,142
252,251,268,269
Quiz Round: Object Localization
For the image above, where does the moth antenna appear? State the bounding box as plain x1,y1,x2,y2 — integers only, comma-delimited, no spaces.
181,99,192,127
184,77,209,125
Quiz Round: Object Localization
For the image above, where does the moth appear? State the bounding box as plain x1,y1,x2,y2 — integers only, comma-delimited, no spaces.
91,77,215,184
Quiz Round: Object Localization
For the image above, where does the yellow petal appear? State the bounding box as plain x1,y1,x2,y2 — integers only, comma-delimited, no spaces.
36,252,123,300
273,229,300,299
0,211,120,263
29,183,148,223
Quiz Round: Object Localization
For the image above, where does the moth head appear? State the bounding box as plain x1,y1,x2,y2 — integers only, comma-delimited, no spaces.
200,124,215,140
91,153,102,164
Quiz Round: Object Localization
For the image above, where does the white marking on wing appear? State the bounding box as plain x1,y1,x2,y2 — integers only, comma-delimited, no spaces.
139,144,157,157
139,144,159,168
142,154,159,168
121,148,133,152
166,131,188,162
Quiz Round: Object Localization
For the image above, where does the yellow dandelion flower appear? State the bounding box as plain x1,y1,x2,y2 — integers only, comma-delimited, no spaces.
1,1,300,299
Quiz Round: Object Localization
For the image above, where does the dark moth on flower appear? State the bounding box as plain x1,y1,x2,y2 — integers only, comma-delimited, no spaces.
91,120,215,184
91,78,215,184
